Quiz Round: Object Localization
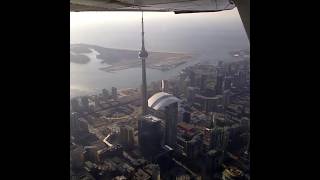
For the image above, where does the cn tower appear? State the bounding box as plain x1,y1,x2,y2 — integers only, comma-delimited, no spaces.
138,11,148,115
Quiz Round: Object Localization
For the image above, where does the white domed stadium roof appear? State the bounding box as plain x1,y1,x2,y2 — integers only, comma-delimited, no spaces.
148,92,181,111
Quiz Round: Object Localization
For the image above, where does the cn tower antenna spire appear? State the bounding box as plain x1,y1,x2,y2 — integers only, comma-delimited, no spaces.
139,10,148,115
141,11,145,51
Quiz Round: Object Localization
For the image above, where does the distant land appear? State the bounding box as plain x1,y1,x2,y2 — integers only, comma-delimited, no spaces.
70,53,90,64
70,44,193,72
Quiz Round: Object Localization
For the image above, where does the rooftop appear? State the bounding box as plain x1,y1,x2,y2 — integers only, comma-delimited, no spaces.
143,114,163,122
223,166,244,178
134,169,151,180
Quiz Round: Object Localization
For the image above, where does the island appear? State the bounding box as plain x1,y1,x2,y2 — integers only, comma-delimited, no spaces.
70,44,193,72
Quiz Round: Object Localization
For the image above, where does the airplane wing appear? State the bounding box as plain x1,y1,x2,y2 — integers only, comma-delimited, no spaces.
234,0,250,40
70,0,235,12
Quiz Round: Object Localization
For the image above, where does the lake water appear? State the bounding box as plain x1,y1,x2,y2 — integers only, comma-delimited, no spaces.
70,9,249,98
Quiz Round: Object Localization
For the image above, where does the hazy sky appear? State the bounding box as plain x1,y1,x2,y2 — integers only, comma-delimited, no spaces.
70,9,242,28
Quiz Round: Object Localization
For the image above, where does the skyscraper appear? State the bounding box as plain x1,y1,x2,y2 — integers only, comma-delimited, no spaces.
70,112,89,137
139,11,148,115
138,115,163,158
200,74,208,91
102,88,109,99
81,96,89,111
112,87,118,100
161,80,169,93
206,149,223,177
215,74,224,95
211,127,229,151
238,70,247,86
70,112,80,135
119,125,134,148
71,98,80,112
224,76,233,90
189,71,196,87
223,89,231,107
164,102,178,148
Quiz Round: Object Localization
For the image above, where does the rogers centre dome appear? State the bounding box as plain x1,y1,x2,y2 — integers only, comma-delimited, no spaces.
148,92,182,111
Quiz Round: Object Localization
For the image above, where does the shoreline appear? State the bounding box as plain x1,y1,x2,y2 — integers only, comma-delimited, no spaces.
71,43,194,71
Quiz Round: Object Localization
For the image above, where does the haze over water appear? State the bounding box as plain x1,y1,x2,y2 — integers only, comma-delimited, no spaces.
70,9,249,98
